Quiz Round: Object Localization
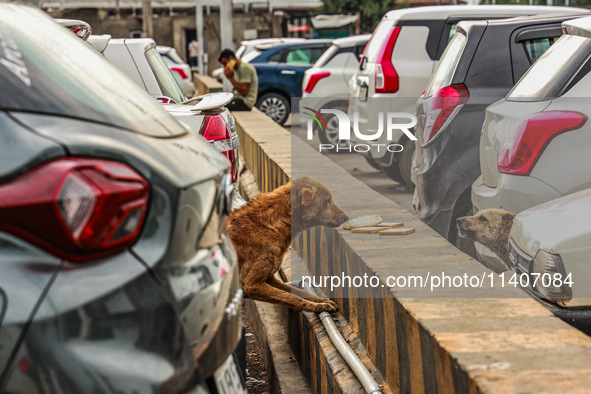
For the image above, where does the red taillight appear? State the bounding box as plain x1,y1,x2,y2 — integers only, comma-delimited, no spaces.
0,159,149,262
497,111,587,176
375,27,401,94
304,71,331,94
171,66,189,80
421,83,469,145
200,114,237,182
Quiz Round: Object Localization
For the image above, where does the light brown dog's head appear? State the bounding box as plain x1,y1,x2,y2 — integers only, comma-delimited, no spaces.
292,177,349,229
456,209,515,250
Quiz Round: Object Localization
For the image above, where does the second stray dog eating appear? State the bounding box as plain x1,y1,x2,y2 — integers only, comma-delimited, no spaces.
227,176,348,313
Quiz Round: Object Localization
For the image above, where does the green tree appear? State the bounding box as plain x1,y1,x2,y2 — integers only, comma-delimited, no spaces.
321,0,408,32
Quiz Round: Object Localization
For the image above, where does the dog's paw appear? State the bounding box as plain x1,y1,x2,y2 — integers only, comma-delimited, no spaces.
313,301,339,313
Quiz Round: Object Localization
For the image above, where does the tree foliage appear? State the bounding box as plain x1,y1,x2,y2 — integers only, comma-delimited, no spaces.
320,0,408,32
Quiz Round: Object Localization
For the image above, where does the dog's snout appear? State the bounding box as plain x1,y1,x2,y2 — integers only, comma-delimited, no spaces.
456,217,465,224
343,214,350,222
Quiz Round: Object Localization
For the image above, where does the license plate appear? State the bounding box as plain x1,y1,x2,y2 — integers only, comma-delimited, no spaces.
215,355,246,394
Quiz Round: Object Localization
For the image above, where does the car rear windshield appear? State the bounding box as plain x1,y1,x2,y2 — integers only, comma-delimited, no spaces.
145,47,186,103
166,48,185,65
424,31,467,97
508,35,591,101
365,20,395,63
0,6,186,137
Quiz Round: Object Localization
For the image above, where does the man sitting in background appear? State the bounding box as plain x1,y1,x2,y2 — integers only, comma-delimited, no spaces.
218,49,258,111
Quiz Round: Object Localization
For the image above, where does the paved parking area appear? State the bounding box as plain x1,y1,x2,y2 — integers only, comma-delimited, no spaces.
288,124,414,213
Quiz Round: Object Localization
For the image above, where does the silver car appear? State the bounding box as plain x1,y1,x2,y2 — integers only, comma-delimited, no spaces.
472,15,591,269
509,188,591,333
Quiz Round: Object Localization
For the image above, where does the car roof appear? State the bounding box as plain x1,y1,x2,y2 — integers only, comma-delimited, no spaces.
563,15,591,38
332,34,372,47
456,12,590,32
265,39,333,50
384,5,585,21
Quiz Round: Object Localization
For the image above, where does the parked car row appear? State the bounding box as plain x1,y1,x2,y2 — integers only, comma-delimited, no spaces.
287,5,591,331
0,4,246,393
415,11,591,328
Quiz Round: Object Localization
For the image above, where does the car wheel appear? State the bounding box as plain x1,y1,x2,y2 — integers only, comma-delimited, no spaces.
318,106,348,149
448,193,477,259
256,93,290,125
399,139,416,189
380,153,404,183
364,156,382,171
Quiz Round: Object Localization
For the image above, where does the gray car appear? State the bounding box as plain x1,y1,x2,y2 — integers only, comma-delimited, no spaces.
412,13,588,251
472,15,591,271
0,4,245,393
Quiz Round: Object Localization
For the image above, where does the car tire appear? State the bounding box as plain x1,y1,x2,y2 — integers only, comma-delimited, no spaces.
318,106,348,149
399,139,416,189
256,93,290,125
448,193,477,259
381,153,404,183
365,156,382,171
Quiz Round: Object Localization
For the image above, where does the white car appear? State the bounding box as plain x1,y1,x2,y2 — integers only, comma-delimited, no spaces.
300,34,371,146
509,188,591,333
349,5,580,187
157,45,195,98
88,35,241,183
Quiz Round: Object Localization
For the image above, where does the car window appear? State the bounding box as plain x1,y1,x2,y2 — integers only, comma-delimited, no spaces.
523,37,558,64
448,23,457,43
166,49,185,65
0,7,186,137
313,44,338,67
424,31,467,97
145,47,186,103
365,20,394,63
286,47,325,65
268,50,283,62
508,35,591,101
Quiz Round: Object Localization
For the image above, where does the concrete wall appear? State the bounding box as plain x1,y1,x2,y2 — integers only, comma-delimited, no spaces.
48,8,284,75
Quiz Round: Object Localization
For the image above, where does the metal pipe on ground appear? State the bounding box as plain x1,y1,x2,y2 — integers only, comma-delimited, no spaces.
301,284,383,394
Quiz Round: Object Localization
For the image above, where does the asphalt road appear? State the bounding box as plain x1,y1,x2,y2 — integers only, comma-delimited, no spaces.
287,123,415,214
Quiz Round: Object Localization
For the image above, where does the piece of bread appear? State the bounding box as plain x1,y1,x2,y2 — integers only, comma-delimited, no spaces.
344,215,383,229
351,226,384,234
377,222,404,228
379,227,415,235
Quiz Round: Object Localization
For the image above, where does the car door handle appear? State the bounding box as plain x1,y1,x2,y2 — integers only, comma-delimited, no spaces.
281,70,296,75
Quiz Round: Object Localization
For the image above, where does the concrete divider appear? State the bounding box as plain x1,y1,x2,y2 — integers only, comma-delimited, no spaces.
194,74,223,95
233,108,591,393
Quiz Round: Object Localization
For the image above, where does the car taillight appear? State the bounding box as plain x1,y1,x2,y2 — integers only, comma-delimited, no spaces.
421,83,469,146
171,66,189,80
200,114,237,182
497,111,587,176
0,158,149,262
375,27,401,94
304,71,330,94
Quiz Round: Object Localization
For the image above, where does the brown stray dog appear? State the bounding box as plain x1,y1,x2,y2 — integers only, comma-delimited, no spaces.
227,177,349,313
456,209,516,270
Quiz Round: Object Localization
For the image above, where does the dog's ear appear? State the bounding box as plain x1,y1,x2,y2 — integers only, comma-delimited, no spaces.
299,187,316,207
502,212,516,223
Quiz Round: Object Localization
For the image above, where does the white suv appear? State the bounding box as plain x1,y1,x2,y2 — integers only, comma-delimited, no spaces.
300,34,370,145
349,5,578,188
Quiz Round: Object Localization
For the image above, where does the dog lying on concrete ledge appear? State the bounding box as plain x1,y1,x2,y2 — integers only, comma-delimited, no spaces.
227,176,348,313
